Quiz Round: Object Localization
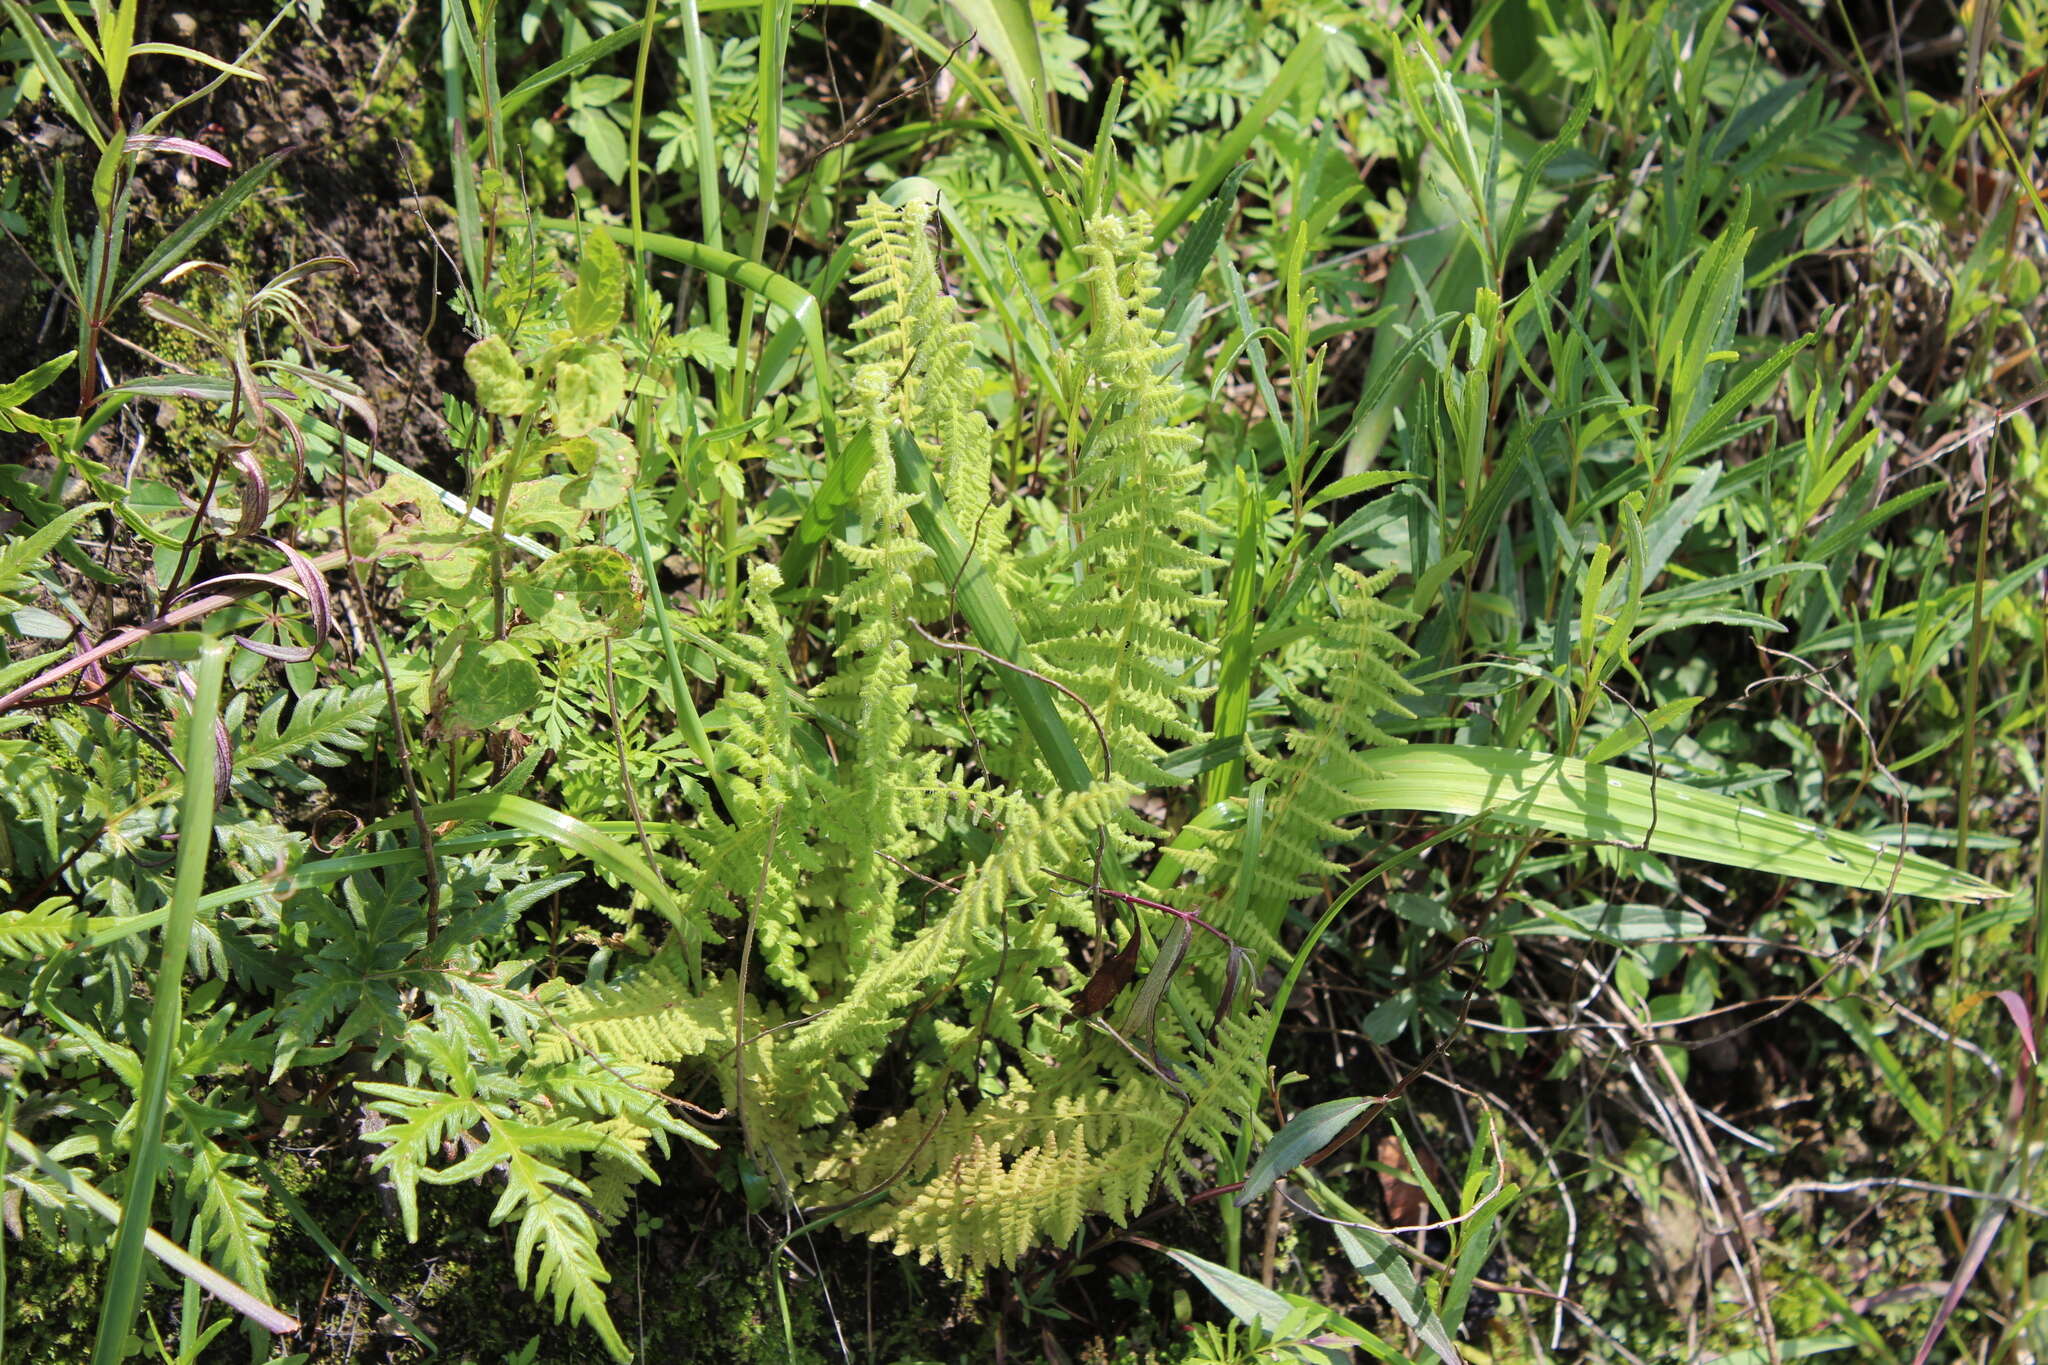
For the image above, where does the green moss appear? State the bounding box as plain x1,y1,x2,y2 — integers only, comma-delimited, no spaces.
2,1223,108,1365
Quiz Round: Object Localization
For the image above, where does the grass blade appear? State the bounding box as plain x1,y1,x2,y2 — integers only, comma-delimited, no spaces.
1328,1218,1460,1365
499,20,648,122
112,150,292,310
1153,23,1327,243
91,637,229,1365
2,1,107,147
941,0,1047,130
1346,745,2006,902
240,1144,437,1352
377,793,690,935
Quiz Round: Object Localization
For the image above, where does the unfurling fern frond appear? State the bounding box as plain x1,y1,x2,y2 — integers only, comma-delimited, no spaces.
843,191,1009,543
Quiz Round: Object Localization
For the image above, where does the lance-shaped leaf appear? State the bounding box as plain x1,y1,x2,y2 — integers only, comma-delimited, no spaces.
1344,745,2005,902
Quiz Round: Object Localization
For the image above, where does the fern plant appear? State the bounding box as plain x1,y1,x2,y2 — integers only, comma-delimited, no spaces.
515,191,1289,1278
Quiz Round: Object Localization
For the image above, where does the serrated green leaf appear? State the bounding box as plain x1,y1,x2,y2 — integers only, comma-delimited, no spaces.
511,546,641,644
566,225,626,337
0,897,85,959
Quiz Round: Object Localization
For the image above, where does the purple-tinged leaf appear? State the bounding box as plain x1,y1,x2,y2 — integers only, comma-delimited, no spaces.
1995,991,2036,1066
230,446,268,538
124,134,231,168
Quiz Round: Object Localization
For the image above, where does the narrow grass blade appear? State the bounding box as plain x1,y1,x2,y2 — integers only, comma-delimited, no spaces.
781,427,874,583
240,1144,436,1352
1153,23,1327,243
2,1,107,147
499,21,648,121
91,638,229,1365
1810,998,1945,1146
439,0,484,294
112,150,293,309
625,490,730,809
1203,478,1261,807
1345,745,2006,902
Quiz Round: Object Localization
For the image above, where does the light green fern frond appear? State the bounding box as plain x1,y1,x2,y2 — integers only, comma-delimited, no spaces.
1228,566,1419,914
808,370,940,987
844,192,1011,562
0,897,83,960
678,565,823,997
1034,213,1223,788
530,949,737,1066
766,779,1138,1126
811,1004,1268,1275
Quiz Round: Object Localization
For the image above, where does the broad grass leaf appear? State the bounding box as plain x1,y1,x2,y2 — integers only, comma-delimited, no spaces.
1346,745,2004,902
1162,1250,1351,1365
1236,1098,1373,1206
